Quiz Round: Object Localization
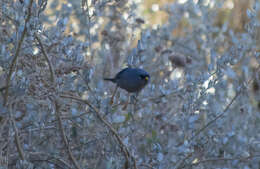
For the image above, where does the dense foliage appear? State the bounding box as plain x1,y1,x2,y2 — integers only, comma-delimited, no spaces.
0,0,259,168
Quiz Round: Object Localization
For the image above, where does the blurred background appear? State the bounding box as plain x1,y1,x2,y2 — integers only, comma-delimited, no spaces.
0,0,260,168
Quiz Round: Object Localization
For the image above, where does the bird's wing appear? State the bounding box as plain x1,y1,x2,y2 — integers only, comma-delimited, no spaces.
115,67,130,79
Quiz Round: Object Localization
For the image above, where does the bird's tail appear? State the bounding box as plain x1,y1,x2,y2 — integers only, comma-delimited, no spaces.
103,78,116,83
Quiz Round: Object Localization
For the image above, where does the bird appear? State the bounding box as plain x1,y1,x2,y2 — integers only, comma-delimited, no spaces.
104,67,150,109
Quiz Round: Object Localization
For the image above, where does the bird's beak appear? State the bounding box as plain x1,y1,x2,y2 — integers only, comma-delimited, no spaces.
145,76,149,81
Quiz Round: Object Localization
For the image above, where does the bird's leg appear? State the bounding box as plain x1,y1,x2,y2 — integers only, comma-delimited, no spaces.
132,92,140,112
110,86,118,105
133,92,139,103
122,93,130,110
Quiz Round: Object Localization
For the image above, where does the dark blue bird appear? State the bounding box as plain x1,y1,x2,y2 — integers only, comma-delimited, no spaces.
104,67,150,93
104,67,150,108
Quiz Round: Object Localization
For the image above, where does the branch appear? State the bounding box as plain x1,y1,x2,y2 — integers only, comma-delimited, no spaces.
54,99,82,169
34,33,77,168
11,118,25,160
189,65,260,141
34,13,81,169
140,163,156,169
174,152,193,169
82,0,93,61
8,151,73,168
176,66,260,169
3,0,34,161
34,33,55,82
189,90,241,141
60,95,137,169
3,0,34,106
191,154,260,166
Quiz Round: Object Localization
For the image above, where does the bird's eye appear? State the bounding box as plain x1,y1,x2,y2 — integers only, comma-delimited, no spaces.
140,75,149,81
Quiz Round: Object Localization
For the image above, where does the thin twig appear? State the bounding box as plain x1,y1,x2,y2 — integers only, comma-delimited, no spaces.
140,163,156,169
34,33,55,82
4,0,34,161
60,94,137,169
11,118,25,160
0,86,8,92
54,99,82,169
176,65,260,169
174,152,193,169
34,22,81,169
191,154,260,166
189,65,260,141
189,91,241,141
8,151,73,169
82,0,93,61
3,0,34,106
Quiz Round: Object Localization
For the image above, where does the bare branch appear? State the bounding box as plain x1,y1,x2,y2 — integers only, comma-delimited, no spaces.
189,65,260,141
11,118,25,160
3,0,34,106
34,33,55,83
191,154,260,167
54,99,82,169
60,94,137,169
